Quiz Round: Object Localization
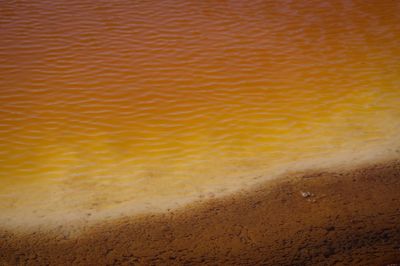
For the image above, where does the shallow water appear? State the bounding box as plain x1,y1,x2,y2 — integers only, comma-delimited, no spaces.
0,0,400,223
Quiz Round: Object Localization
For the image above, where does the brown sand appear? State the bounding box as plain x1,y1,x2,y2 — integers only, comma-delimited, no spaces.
1,160,400,265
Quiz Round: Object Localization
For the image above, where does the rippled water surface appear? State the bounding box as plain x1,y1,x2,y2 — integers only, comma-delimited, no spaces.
1,0,400,222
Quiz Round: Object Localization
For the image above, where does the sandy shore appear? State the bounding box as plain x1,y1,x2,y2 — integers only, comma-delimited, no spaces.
1,159,400,265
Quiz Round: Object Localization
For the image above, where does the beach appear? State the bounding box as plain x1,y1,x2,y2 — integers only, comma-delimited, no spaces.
1,159,400,265
1,0,400,264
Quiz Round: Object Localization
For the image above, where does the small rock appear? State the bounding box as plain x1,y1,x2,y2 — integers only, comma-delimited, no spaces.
300,191,312,198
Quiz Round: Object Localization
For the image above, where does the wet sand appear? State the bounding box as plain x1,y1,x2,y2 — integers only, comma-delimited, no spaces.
1,159,399,265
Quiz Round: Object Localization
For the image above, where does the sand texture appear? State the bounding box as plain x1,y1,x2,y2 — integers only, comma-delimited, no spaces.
1,160,400,265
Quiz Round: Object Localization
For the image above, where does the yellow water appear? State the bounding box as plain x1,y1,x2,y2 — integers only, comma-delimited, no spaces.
0,0,400,225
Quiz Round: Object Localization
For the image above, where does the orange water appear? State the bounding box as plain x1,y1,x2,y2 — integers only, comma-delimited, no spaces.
0,0,400,224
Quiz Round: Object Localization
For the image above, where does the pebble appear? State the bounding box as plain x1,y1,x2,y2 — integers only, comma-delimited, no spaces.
300,191,313,198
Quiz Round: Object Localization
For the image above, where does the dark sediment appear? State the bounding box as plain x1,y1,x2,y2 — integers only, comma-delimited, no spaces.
1,160,400,265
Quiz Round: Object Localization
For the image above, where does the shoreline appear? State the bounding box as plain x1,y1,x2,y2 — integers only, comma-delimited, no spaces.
1,142,399,231
1,159,400,265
